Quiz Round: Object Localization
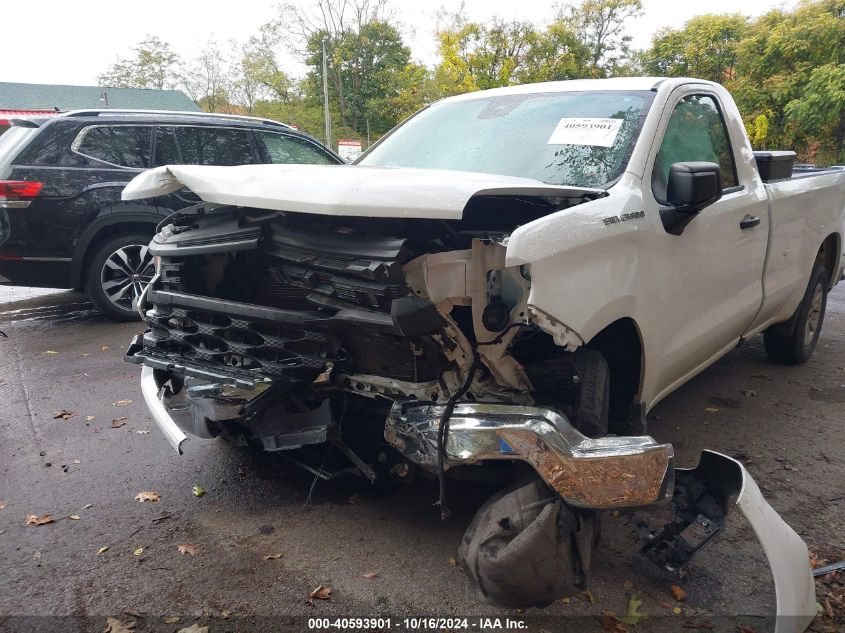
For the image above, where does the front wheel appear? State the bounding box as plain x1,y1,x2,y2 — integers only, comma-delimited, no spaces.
85,232,155,321
763,264,829,365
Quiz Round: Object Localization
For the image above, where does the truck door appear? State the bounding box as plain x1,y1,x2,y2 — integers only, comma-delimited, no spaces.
647,91,768,397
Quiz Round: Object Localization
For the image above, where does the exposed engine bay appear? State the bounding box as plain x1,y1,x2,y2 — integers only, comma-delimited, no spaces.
128,194,608,449
124,194,816,626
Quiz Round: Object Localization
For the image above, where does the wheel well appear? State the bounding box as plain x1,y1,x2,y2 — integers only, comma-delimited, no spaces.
816,233,841,289
586,318,643,422
76,222,157,289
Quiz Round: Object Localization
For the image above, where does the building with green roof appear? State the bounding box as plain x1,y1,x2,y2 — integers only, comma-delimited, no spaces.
0,82,198,113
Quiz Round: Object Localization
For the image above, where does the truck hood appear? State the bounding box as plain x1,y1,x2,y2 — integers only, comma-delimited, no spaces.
121,164,603,220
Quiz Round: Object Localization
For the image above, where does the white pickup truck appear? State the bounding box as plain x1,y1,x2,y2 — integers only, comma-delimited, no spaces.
123,77,844,628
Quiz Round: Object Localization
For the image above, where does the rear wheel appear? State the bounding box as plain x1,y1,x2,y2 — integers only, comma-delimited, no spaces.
763,264,828,365
85,232,155,321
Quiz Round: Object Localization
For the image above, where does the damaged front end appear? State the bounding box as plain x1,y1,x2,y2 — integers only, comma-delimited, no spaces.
125,190,814,628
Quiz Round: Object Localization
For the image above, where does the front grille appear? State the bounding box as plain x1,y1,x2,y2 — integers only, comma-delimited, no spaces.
137,290,341,385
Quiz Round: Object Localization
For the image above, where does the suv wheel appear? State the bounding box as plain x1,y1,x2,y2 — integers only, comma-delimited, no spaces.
85,233,155,321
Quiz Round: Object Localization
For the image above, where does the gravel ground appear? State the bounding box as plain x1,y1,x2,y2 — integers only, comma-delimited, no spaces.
0,287,843,633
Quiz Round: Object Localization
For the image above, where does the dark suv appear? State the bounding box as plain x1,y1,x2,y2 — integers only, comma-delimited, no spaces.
0,110,340,319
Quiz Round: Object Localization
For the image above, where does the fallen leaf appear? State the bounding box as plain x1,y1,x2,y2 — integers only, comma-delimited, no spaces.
53,410,74,420
704,407,719,413
363,572,379,579
97,546,109,554
599,613,628,632
671,584,687,601
133,547,144,556
163,616,180,624
113,400,132,406
220,610,234,619
25,514,54,526
308,585,332,600
192,485,206,498
0,501,6,510
561,597,570,604
33,550,42,560
614,592,648,626
264,552,284,560
111,418,126,429
85,415,96,421
101,346,110,351
177,543,199,556
43,350,59,355
584,590,595,605
741,389,757,398
447,556,458,567
134,491,160,503
68,515,80,521
83,504,92,510
73,459,80,464
81,353,91,357
176,624,208,633
673,607,682,615
136,430,149,435
104,617,135,633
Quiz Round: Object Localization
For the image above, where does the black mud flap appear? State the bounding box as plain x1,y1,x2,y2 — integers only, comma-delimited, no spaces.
638,451,743,570
458,477,598,608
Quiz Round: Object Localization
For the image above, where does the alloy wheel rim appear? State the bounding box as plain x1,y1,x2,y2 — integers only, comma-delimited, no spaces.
100,244,155,312
804,283,823,347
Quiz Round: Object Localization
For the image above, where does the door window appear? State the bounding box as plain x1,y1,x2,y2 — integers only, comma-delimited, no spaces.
652,94,738,202
153,126,180,165
258,132,332,164
173,127,257,165
72,125,152,168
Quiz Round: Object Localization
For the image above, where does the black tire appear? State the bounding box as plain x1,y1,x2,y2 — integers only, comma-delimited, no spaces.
573,348,610,437
763,265,829,365
85,232,155,321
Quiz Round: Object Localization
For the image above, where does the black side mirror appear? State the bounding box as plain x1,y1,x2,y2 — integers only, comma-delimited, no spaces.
666,161,722,213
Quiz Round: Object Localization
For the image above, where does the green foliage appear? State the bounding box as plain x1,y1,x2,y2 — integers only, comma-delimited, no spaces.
564,0,644,77
642,14,748,82
97,36,180,90
644,0,845,162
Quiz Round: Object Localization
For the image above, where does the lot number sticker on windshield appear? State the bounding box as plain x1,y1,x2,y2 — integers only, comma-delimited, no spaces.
547,118,623,147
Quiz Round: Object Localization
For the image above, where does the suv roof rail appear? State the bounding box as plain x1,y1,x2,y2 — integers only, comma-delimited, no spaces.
60,109,292,129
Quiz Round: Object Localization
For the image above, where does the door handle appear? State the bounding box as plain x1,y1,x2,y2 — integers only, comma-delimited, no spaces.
740,215,761,230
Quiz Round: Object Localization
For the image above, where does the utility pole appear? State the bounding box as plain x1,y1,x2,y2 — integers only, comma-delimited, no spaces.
322,38,332,149
366,117,370,148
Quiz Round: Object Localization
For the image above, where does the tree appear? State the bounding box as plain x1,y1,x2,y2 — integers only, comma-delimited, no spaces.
785,63,845,162
564,0,644,77
98,36,180,89
180,40,234,113
642,14,748,83
278,0,411,136
233,24,295,110
432,12,539,94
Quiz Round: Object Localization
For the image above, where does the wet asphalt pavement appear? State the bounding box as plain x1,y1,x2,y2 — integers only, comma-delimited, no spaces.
0,285,843,633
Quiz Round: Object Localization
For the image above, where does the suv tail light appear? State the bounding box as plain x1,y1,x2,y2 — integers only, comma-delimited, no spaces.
0,180,43,208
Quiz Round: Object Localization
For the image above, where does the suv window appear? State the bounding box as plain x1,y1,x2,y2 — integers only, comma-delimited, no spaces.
72,125,152,168
174,127,257,165
258,132,331,165
652,94,738,202
154,126,180,165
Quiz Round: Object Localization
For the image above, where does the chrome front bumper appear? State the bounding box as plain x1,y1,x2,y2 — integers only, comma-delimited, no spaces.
385,402,675,509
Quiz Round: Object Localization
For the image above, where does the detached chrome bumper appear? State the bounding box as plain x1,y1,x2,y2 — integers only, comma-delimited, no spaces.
385,402,675,509
140,366,188,454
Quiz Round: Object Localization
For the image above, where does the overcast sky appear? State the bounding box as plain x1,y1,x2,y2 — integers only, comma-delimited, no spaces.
0,0,798,87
